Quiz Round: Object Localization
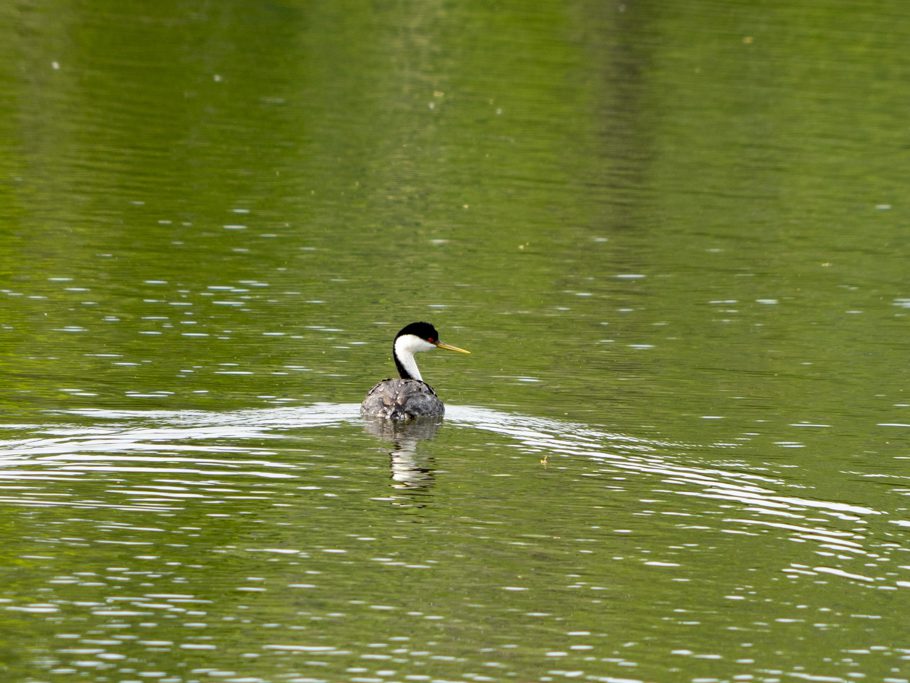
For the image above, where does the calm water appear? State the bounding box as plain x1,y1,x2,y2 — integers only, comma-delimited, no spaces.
2,1,910,681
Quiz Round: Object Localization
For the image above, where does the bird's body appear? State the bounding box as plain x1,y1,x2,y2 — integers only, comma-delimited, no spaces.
360,322,470,421
361,378,444,420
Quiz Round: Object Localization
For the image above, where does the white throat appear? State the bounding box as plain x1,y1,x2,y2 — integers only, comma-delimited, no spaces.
394,334,436,382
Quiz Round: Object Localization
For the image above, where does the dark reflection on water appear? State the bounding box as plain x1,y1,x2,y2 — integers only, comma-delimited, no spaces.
362,416,442,492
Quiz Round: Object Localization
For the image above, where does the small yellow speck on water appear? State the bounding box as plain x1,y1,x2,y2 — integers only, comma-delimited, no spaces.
743,36,753,44
433,90,445,98
540,454,549,467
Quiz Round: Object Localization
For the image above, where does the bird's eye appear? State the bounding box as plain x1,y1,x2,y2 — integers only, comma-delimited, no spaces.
427,337,435,343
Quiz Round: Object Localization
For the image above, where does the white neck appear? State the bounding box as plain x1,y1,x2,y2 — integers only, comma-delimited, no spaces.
394,334,436,381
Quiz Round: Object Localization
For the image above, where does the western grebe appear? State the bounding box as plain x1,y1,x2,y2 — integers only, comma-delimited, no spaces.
361,321,470,420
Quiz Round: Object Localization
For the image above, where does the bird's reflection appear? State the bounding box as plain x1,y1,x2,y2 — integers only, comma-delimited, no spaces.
362,416,442,491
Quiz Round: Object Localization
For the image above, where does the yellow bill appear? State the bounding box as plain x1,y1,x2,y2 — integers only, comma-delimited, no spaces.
435,341,471,354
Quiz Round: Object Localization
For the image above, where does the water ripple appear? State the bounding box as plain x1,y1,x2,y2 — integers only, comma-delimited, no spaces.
0,403,900,589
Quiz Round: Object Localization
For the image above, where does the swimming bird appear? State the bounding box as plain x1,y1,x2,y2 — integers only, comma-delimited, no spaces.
361,322,470,420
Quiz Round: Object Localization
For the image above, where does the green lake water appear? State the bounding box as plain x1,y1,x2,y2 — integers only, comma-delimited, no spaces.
1,1,909,681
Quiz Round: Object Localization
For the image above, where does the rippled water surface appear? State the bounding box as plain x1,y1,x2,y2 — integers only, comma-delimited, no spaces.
2,1,910,681
5,403,908,682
